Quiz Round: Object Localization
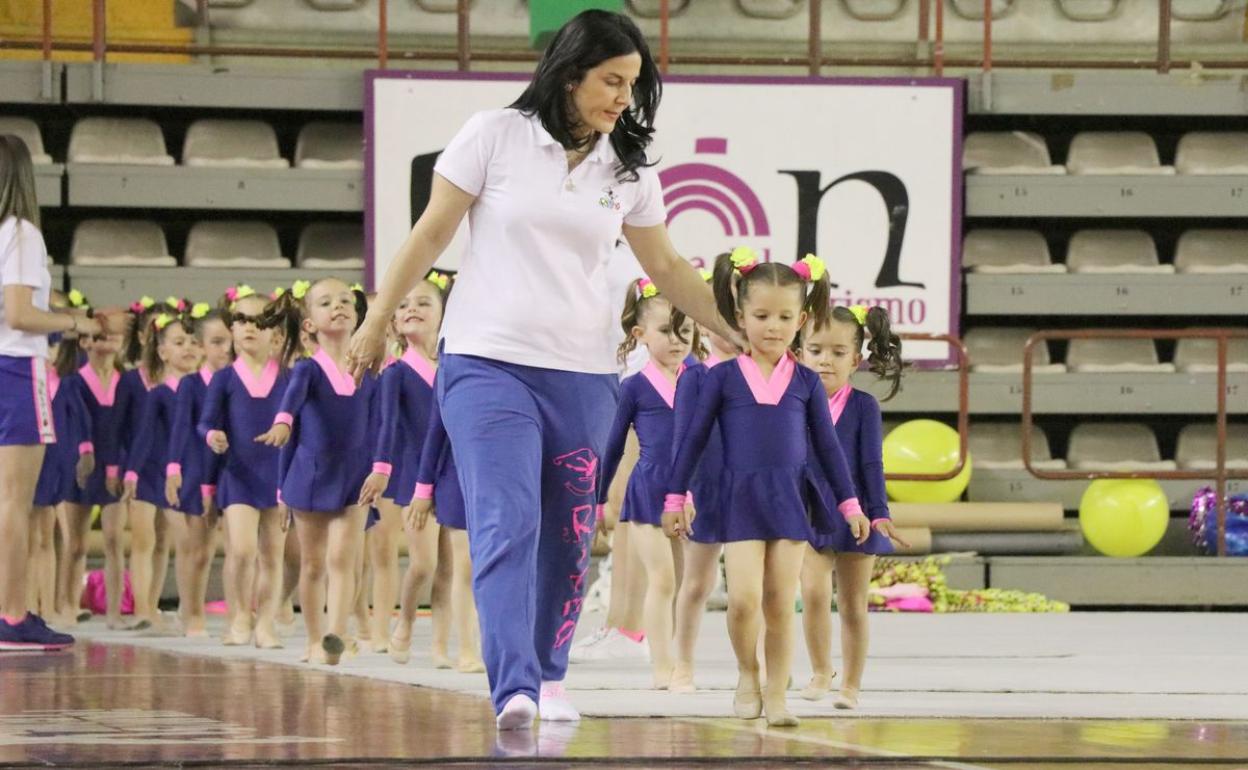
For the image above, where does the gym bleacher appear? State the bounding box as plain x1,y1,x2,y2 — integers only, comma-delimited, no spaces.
1,0,1245,607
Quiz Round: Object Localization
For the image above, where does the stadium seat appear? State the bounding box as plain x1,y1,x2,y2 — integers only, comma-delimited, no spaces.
962,230,1066,273
1173,338,1248,373
1066,132,1175,175
1175,132,1248,175
1066,422,1176,471
736,0,804,19
296,222,364,269
1066,338,1174,373
184,221,290,268
840,0,908,20
182,119,288,168
71,220,176,267
1066,229,1174,274
68,118,174,166
0,117,52,165
963,132,1065,175
295,122,364,169
304,0,364,9
1055,1,1122,22
1172,0,1237,20
969,422,1066,470
1174,230,1248,273
1175,423,1248,470
964,327,1065,373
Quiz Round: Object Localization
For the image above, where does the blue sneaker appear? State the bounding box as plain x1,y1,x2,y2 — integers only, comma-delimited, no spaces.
0,613,75,651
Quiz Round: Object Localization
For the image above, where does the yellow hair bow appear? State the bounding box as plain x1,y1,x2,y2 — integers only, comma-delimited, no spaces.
638,278,658,299
67,289,88,309
426,271,449,291
190,302,211,320
290,280,311,300
848,305,869,326
153,313,174,331
350,283,365,293
730,246,759,274
698,268,713,282
796,254,827,282
139,296,156,310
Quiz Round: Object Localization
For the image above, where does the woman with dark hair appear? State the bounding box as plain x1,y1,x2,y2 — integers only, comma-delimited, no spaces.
349,10,738,729
0,134,104,650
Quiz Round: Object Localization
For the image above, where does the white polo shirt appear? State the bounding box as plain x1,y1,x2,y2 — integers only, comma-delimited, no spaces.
0,216,52,359
434,109,667,374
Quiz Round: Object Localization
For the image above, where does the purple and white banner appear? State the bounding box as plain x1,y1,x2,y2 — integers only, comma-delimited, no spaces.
367,72,963,363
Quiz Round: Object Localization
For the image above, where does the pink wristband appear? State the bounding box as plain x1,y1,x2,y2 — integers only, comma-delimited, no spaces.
105,465,119,480
372,462,393,476
663,493,686,513
870,518,890,531
200,484,216,498
413,483,434,500
276,488,284,505
838,498,865,521
205,429,224,447
595,503,605,522
166,463,182,478
273,412,293,427
78,441,94,456
123,471,138,484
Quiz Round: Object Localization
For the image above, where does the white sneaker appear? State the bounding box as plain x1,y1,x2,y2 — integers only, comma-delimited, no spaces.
582,554,612,614
538,681,580,722
496,693,538,731
567,626,610,663
574,628,648,662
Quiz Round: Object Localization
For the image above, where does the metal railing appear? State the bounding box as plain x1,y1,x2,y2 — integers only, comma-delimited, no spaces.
5,0,1246,76
1021,328,1248,557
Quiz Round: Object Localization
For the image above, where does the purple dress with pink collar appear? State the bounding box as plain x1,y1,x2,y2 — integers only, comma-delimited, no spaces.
164,368,221,516
665,353,863,543
67,363,122,506
275,350,379,513
600,361,683,528
808,385,894,555
124,375,183,508
198,358,290,510
372,348,438,507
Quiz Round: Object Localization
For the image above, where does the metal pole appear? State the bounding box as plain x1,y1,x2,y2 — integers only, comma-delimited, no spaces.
659,0,670,74
378,0,389,69
982,0,993,109
92,0,106,101
1158,0,1172,74
808,0,821,77
41,0,54,100
456,0,470,72
934,0,945,76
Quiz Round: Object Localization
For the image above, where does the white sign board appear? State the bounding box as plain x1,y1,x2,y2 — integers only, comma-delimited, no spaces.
367,72,963,363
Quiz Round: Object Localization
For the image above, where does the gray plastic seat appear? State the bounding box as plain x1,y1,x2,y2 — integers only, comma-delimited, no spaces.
962,230,1065,274
68,118,173,166
1173,338,1248,373
969,423,1066,470
1176,423,1248,470
1067,132,1175,176
1066,338,1173,373
1175,132,1248,175
1174,230,1248,273
183,119,287,168
295,122,363,169
71,219,176,267
1066,229,1173,274
0,117,52,165
1067,423,1176,471
964,327,1064,373
185,221,290,268
963,132,1065,175
296,223,364,269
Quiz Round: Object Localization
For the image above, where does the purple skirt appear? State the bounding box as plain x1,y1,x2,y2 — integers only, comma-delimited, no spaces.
0,355,55,446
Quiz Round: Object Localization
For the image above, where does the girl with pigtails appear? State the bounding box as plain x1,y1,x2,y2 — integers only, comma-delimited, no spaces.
198,284,292,649
663,247,865,728
598,277,700,689
797,303,908,710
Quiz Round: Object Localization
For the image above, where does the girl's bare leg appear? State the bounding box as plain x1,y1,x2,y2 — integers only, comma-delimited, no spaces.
799,545,837,700
832,553,876,709
671,541,722,692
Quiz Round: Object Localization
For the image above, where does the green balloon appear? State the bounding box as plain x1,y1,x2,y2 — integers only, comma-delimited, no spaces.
1078,479,1170,557
882,419,972,503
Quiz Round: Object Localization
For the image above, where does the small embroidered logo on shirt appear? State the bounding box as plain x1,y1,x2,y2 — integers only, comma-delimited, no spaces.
598,185,621,211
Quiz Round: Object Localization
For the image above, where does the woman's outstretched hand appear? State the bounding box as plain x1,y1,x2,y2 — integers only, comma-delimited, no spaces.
347,317,388,383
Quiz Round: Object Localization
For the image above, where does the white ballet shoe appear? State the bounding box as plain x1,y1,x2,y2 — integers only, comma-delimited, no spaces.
496,693,538,731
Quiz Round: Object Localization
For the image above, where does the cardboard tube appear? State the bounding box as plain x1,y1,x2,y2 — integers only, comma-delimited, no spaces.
889,502,1064,532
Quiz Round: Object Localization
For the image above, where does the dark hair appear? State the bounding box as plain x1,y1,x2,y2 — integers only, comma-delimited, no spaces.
0,134,39,229
712,252,831,336
124,299,177,368
190,307,227,341
395,272,453,353
141,312,194,384
258,278,360,368
52,333,82,379
510,10,661,183
616,279,699,364
818,305,906,401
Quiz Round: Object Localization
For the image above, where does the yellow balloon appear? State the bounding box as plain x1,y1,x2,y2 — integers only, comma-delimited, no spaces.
1078,479,1170,557
882,419,972,503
